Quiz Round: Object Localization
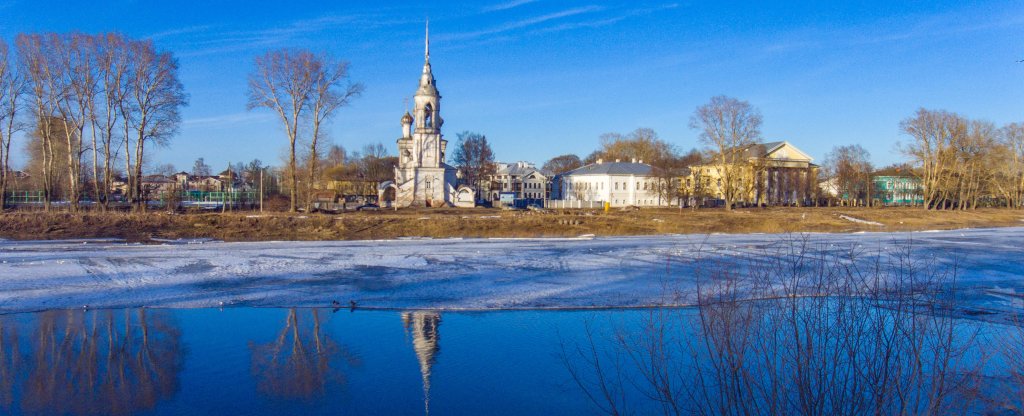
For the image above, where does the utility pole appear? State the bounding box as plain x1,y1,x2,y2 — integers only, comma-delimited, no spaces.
260,169,264,213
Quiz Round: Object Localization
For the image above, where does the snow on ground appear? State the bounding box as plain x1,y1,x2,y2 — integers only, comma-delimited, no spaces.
0,228,1022,315
840,215,884,226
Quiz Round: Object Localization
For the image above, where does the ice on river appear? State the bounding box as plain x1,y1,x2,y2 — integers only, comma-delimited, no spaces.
0,228,1022,316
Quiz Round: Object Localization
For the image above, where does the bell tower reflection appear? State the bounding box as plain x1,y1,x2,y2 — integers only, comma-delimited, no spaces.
402,311,441,415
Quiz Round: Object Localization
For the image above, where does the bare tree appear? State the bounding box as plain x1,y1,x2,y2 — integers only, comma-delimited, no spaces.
690,96,763,210
563,237,984,415
192,157,211,177
304,56,363,212
92,33,131,210
998,123,1024,209
16,34,62,211
900,109,965,210
452,131,495,200
247,49,318,213
954,119,999,209
124,40,187,211
595,128,675,163
543,154,582,176
900,109,1010,210
358,142,396,183
49,33,100,211
824,144,874,206
0,39,26,212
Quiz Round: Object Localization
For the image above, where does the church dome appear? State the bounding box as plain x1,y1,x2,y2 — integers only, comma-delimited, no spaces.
401,112,413,124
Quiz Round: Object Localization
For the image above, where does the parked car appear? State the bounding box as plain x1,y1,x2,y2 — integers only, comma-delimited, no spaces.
356,204,380,211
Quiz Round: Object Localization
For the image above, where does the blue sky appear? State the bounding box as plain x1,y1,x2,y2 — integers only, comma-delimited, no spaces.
1,0,1022,171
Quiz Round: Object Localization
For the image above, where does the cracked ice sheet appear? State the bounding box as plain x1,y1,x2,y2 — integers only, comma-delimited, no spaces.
0,228,1021,315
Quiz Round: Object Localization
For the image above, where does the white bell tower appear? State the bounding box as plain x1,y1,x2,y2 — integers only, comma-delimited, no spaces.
393,21,457,207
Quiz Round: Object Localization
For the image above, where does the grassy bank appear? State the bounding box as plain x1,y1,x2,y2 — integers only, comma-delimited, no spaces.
0,207,1021,242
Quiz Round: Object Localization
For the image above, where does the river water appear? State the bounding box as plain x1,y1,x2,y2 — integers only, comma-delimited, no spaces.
0,308,634,415
0,303,1020,415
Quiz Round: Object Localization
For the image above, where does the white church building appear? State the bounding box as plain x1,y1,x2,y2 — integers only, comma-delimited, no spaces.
385,24,471,208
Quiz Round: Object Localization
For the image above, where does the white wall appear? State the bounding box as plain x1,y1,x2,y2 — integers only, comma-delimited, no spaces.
561,174,667,207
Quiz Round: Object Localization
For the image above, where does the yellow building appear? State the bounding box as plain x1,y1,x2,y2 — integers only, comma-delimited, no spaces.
682,141,820,207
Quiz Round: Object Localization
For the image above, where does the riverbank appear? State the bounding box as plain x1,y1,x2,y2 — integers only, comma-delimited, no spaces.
0,207,1022,242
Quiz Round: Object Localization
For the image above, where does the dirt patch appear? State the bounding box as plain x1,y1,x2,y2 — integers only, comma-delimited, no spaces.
0,207,1021,242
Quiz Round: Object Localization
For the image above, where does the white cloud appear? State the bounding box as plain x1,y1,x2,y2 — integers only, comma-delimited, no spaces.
482,0,540,13
184,112,275,127
161,13,412,57
146,25,215,41
438,5,604,42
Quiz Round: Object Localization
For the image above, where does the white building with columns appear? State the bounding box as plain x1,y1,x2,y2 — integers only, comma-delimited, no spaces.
390,24,461,208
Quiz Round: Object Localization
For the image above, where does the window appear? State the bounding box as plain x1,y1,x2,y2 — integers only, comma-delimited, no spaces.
615,182,619,190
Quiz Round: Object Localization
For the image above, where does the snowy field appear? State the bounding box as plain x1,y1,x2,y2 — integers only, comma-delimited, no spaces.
0,228,1022,315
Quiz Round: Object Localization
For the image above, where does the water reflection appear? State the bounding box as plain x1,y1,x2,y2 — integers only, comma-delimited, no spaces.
0,316,18,413
248,308,360,400
0,307,726,415
403,311,441,415
11,309,182,416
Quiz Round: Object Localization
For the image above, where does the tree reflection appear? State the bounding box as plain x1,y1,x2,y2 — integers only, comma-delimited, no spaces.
0,316,18,414
249,308,359,400
403,311,441,416
19,309,183,416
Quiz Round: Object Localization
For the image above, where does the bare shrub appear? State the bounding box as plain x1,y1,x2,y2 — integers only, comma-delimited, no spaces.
564,235,989,415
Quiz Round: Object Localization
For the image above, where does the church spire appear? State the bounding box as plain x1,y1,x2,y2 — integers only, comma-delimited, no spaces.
417,20,438,97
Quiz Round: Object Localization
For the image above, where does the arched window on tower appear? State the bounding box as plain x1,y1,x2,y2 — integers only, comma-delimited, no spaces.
424,104,433,128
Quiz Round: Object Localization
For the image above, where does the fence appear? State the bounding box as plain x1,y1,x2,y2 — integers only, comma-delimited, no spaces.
165,190,261,210
2,190,262,210
4,191,45,205
544,200,606,209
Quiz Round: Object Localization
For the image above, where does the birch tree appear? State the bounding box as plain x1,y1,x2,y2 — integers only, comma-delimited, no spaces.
248,50,317,212
15,34,61,210
689,96,763,210
0,39,26,211
998,123,1024,208
900,109,961,209
124,40,187,211
93,33,130,209
51,33,98,211
304,56,363,212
